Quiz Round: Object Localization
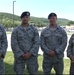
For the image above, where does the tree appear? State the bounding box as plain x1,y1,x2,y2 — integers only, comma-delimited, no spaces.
68,21,74,26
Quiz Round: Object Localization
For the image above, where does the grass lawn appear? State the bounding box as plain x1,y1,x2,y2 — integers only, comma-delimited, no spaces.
4,51,70,74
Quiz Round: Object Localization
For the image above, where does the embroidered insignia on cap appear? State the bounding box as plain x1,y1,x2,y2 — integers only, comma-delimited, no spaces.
52,14,54,16
27,13,29,15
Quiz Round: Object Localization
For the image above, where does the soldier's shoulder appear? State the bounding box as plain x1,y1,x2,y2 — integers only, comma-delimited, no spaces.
0,25,5,32
0,25,4,29
71,34,74,38
12,26,19,32
58,25,66,33
30,25,37,29
41,27,48,34
30,25,38,31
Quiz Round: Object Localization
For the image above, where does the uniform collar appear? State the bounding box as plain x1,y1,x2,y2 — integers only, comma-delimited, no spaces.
48,25,59,29
47,25,59,31
19,24,31,30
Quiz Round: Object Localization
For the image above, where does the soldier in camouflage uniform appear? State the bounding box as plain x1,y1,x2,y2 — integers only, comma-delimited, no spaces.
0,25,8,74
40,13,67,75
67,34,74,74
11,11,39,75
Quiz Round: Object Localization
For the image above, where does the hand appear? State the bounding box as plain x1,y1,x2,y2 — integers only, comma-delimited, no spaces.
48,51,56,57
71,60,74,63
71,56,74,62
22,53,32,59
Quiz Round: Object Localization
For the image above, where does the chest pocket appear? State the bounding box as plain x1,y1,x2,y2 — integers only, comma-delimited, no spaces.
54,33,62,42
17,31,25,40
44,33,52,42
28,30,34,39
44,33,51,37
54,34,62,38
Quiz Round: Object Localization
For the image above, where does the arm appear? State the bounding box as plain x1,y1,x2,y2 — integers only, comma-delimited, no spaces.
67,34,73,58
11,29,24,58
29,29,39,56
40,32,51,54
55,31,67,55
0,27,8,58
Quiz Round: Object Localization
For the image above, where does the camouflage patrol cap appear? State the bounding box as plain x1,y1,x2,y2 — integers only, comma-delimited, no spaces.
21,11,30,19
48,13,57,19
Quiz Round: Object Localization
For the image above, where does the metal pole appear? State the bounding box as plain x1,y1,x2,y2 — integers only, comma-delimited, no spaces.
13,1,16,28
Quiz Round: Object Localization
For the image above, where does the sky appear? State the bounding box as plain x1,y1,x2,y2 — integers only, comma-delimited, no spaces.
0,0,74,20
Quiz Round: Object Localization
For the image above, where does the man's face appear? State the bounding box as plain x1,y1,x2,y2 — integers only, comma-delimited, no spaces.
21,16,30,24
48,16,57,25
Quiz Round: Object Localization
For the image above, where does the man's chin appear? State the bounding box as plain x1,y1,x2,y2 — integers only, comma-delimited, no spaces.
23,22,28,24
50,23,56,25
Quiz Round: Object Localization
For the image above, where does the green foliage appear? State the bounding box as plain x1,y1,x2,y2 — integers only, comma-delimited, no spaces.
0,12,73,28
68,21,74,25
57,18,70,26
